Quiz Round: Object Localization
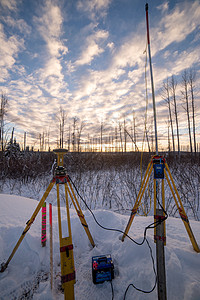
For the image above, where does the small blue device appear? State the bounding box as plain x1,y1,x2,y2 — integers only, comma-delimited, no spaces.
92,255,114,284
153,156,165,179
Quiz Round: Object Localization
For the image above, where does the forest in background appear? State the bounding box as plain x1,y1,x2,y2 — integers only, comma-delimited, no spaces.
0,150,199,221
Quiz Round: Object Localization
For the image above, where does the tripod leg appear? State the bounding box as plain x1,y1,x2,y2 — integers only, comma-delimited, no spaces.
122,162,153,241
0,181,55,272
57,184,75,300
165,165,200,253
65,181,95,247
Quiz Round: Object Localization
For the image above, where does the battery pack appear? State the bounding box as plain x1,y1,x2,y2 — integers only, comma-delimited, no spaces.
153,156,165,179
92,255,114,284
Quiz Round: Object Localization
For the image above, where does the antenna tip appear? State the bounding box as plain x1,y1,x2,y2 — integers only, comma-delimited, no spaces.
145,3,148,11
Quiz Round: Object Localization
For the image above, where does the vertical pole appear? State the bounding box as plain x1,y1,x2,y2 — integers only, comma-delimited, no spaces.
145,3,158,155
156,209,167,300
162,179,166,245
154,178,157,242
41,202,47,247
146,5,167,298
49,203,53,290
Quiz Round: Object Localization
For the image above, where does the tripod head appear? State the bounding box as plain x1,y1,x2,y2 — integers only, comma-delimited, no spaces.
53,148,68,167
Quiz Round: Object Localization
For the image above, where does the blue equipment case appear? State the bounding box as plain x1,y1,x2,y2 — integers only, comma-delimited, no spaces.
92,255,114,284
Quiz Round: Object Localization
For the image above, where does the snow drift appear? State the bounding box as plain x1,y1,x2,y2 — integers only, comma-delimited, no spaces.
0,194,200,300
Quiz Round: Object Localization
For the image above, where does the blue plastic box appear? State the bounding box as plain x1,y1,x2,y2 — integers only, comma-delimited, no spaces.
92,255,114,284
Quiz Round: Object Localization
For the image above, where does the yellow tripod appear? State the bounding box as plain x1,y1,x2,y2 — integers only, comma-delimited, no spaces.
0,149,95,300
122,155,200,253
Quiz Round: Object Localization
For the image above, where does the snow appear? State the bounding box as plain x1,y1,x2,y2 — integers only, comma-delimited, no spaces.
0,194,200,300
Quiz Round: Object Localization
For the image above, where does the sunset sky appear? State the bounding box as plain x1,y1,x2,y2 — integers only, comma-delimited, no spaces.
0,0,200,151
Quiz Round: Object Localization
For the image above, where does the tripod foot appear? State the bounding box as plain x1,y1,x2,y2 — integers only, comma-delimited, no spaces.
0,262,8,273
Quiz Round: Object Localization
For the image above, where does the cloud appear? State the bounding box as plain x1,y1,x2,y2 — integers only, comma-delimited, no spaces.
2,16,31,35
34,0,68,58
33,0,69,97
152,1,200,53
107,42,114,50
0,23,25,82
75,29,109,66
170,48,200,76
0,0,17,11
157,2,169,13
77,0,112,20
1,0,200,150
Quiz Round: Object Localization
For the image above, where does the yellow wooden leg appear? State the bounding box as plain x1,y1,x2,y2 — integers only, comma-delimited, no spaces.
65,181,95,247
57,184,75,300
164,166,200,253
122,162,153,241
1,181,55,272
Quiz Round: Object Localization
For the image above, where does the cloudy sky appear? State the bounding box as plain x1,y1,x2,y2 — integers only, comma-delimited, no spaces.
0,0,200,151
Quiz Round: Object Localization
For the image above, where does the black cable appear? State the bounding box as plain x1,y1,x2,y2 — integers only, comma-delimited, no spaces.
110,280,114,300
69,174,161,246
123,237,157,299
68,175,167,296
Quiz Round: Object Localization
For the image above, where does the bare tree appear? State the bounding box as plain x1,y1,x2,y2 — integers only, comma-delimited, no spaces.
162,78,175,152
133,112,137,152
118,121,123,152
58,107,66,149
114,125,118,152
24,131,26,151
170,75,180,155
167,120,171,153
68,125,71,152
188,69,197,154
123,117,127,152
182,70,193,153
77,119,86,152
0,93,8,152
72,117,78,152
145,129,151,152
100,120,104,152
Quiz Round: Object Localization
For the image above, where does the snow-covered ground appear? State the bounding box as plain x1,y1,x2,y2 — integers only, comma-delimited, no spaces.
0,194,200,300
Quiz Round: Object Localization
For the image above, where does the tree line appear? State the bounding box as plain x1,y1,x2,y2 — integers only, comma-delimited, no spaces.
161,68,198,155
0,68,199,154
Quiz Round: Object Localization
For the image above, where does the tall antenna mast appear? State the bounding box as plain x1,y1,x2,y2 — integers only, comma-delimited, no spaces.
145,3,158,154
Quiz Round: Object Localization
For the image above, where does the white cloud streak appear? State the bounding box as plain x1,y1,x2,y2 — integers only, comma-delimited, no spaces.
77,0,112,19
33,0,69,97
0,0,17,11
75,29,109,66
2,16,31,35
152,1,200,54
0,23,25,82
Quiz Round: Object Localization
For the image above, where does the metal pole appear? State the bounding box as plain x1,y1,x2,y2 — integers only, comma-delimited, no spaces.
156,209,167,300
146,4,167,300
145,3,158,154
